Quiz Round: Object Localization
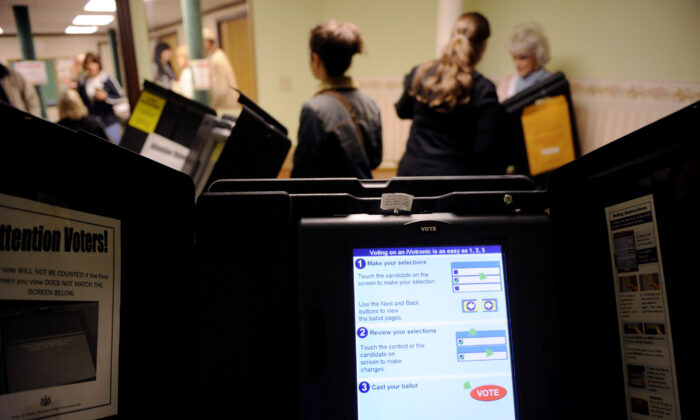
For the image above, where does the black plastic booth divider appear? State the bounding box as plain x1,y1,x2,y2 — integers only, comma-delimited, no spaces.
0,100,697,419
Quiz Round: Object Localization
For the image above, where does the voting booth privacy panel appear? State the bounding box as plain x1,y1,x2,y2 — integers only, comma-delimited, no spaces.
502,71,581,185
197,176,562,419
197,101,699,419
0,99,698,420
121,81,291,195
548,101,700,420
0,104,196,419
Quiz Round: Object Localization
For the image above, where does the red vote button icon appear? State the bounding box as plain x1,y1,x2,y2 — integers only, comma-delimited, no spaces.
470,385,507,401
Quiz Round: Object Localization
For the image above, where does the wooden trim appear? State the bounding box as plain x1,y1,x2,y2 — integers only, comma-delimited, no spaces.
148,0,246,33
115,0,140,107
149,30,178,42
245,1,258,104
203,0,246,16
0,33,111,38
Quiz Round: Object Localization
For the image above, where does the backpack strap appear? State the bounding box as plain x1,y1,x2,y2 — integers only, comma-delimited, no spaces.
320,90,366,150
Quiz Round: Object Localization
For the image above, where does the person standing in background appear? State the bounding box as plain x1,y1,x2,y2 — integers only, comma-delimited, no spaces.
57,88,109,141
77,52,127,144
153,42,177,90
291,20,382,179
395,12,509,176
202,28,238,110
497,23,551,102
0,62,40,116
173,44,194,99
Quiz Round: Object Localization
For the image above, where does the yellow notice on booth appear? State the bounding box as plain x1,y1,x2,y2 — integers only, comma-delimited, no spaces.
520,94,576,176
128,90,166,133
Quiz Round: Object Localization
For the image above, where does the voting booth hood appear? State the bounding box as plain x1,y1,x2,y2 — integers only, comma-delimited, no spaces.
121,81,292,197
1,100,699,420
0,103,196,419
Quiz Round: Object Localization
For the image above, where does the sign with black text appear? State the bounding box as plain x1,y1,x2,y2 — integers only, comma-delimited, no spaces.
0,193,121,419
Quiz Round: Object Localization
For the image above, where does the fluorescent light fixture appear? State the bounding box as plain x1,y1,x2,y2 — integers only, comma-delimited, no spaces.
65,25,99,34
84,0,116,12
72,15,114,26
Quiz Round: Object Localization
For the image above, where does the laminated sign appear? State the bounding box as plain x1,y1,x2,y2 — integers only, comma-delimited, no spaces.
605,195,680,420
0,193,121,420
128,90,166,134
12,61,48,86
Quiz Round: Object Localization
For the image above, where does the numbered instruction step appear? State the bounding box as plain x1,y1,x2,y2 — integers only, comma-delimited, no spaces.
352,246,516,420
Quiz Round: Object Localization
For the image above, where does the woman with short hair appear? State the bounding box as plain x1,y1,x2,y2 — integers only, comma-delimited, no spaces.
396,12,509,176
291,20,382,179
497,23,552,101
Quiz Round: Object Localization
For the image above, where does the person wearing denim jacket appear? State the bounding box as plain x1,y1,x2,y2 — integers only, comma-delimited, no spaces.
291,20,382,179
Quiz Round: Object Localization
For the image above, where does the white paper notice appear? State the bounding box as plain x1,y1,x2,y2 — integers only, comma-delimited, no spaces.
12,61,48,86
380,193,414,212
605,195,680,420
0,193,120,420
190,59,211,90
140,132,190,171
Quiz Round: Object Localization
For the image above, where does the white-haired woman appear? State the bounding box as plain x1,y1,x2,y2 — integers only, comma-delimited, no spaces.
497,23,551,102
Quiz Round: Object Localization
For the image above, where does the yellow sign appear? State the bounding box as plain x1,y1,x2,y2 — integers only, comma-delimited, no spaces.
520,94,576,176
128,91,166,133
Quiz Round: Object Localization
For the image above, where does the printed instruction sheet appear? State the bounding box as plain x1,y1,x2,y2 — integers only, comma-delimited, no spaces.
606,195,680,420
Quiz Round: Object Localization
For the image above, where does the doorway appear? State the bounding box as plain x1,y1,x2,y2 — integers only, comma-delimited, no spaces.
218,15,257,101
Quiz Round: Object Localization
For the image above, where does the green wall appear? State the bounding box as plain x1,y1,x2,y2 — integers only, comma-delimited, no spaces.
251,0,436,143
464,0,700,82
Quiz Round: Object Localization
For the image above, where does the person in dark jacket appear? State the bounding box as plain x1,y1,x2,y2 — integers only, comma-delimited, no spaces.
396,12,510,176
57,88,109,140
291,19,382,179
77,52,127,144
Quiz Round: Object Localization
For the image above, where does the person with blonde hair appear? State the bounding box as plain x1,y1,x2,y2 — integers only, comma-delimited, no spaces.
395,12,508,176
173,44,194,99
57,88,108,140
291,19,382,178
497,23,551,101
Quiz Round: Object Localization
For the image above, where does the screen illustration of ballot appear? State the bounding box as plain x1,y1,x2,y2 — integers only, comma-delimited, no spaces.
353,246,516,420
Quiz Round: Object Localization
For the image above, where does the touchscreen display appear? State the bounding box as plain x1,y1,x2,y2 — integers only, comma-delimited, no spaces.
352,246,516,419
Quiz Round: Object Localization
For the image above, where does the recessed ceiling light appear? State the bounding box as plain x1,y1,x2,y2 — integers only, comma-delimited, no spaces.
84,0,116,12
65,25,99,34
72,15,114,26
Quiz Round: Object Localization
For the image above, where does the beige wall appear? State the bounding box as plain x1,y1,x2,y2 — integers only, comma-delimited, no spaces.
0,35,110,70
250,0,437,143
465,0,700,83
250,0,322,143
251,0,700,147
149,3,249,49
